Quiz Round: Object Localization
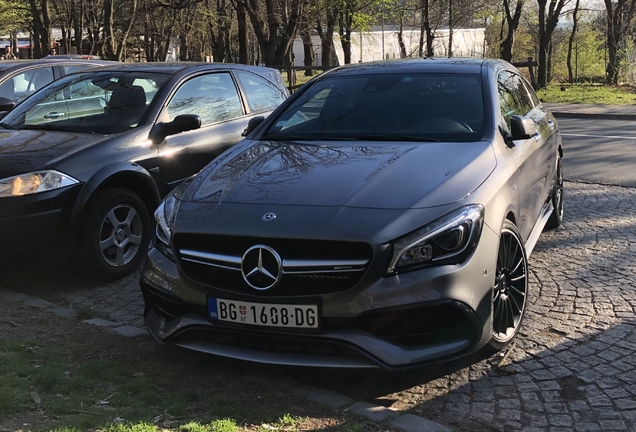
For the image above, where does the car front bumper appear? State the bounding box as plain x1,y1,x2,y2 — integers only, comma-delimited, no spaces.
0,184,82,254
141,221,500,370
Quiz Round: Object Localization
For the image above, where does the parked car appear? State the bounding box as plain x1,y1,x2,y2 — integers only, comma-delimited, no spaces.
0,58,110,106
140,58,564,369
0,62,288,279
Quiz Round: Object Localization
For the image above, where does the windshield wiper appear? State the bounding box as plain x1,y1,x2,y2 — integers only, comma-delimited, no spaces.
359,134,440,142
0,122,14,130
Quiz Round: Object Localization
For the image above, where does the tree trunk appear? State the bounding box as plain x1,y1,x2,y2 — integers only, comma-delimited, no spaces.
537,0,567,88
316,7,337,66
566,0,580,83
236,0,248,63
397,9,407,57
500,0,524,62
300,29,315,76
447,0,453,56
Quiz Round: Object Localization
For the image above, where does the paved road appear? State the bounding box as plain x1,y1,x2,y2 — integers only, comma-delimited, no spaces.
559,118,636,187
4,117,636,431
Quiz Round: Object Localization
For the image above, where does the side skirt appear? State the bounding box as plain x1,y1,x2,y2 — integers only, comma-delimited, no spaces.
524,201,553,258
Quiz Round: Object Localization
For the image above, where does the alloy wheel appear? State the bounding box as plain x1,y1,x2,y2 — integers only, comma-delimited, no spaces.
492,227,528,343
98,204,143,267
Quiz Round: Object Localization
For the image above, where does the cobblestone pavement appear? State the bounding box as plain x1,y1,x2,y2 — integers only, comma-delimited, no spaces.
4,180,636,431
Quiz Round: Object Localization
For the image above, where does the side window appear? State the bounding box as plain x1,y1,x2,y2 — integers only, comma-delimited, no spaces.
0,67,54,102
166,72,243,126
498,70,536,128
522,79,541,107
235,70,285,114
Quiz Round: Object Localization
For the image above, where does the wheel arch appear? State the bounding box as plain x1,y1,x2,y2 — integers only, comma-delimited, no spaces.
70,163,161,226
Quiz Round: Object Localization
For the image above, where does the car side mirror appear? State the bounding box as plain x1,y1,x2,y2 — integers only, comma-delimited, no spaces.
242,116,265,137
151,114,201,144
0,97,16,113
504,115,536,147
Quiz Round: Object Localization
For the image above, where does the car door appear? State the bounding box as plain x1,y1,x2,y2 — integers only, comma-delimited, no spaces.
497,70,551,239
156,71,252,192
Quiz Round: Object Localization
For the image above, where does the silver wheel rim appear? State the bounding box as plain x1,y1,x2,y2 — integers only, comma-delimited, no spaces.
98,204,143,267
492,228,528,343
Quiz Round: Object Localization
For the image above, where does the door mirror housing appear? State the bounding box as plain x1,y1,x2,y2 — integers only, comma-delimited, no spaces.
151,114,201,144
504,115,536,147
0,97,16,113
242,116,265,137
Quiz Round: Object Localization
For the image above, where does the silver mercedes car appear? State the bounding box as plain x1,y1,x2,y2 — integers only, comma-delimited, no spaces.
140,58,563,369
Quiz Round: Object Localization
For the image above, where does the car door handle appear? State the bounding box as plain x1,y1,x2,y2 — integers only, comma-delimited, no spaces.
44,112,66,119
547,120,555,130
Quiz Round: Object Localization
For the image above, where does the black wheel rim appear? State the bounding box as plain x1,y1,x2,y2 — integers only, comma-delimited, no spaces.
492,228,527,342
98,204,143,267
555,158,563,217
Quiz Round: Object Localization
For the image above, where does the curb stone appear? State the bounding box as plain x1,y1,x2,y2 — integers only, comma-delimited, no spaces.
1,287,452,432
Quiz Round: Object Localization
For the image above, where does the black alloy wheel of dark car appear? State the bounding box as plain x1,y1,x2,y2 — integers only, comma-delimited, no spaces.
78,188,151,280
489,220,528,350
545,155,564,230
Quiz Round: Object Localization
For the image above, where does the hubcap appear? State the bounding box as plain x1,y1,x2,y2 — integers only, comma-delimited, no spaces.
492,229,527,342
98,204,143,267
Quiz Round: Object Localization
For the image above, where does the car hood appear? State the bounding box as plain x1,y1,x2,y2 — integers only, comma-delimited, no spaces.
0,129,109,179
187,140,496,209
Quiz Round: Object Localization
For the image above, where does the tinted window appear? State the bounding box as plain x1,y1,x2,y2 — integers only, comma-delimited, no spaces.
166,73,243,125
265,73,485,142
235,70,286,114
3,72,171,134
0,67,54,102
498,71,533,124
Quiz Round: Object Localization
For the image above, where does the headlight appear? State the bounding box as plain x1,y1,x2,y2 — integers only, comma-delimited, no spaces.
387,204,485,274
0,170,79,198
153,177,194,260
154,194,179,259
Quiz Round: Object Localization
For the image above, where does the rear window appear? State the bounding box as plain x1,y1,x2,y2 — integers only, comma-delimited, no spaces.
265,73,485,142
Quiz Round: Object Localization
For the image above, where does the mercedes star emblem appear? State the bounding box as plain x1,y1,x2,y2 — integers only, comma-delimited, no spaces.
262,212,277,221
241,245,282,290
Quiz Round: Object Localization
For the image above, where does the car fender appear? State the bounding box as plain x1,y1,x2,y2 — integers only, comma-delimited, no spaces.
69,162,161,225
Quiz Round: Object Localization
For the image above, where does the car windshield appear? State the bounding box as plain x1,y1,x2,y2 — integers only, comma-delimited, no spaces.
2,71,171,134
265,72,485,142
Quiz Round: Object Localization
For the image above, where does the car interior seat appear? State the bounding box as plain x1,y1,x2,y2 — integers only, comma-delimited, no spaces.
108,85,147,127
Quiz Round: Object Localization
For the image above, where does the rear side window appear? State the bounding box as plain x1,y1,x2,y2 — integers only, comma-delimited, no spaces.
235,70,286,114
0,67,54,102
166,72,244,125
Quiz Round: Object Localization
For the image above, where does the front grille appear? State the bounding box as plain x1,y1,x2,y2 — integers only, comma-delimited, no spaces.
140,280,192,319
173,234,373,296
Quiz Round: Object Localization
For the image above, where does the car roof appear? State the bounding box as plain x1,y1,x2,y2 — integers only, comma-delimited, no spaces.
323,57,500,76
82,62,280,76
0,58,113,73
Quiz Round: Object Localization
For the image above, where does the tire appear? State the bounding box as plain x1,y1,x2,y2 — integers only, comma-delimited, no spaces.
78,187,150,281
544,155,563,230
487,220,529,352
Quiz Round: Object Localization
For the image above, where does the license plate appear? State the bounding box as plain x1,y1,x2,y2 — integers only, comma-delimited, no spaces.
208,297,319,329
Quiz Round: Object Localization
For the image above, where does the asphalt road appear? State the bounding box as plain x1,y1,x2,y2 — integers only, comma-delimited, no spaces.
559,117,636,187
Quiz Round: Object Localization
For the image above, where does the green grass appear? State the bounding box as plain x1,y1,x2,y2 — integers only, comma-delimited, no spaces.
538,84,636,104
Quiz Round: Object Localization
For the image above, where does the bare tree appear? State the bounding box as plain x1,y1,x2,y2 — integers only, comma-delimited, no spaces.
500,0,524,61
604,0,636,84
537,0,569,88
566,0,580,83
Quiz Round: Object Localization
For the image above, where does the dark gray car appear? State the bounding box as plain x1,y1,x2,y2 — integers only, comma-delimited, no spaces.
0,63,288,280
140,58,563,369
